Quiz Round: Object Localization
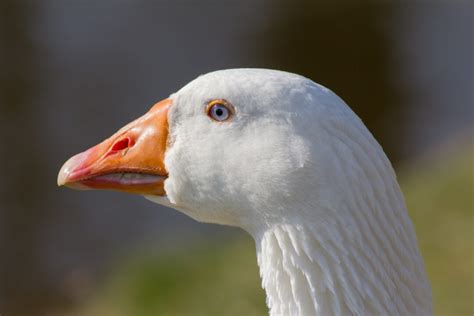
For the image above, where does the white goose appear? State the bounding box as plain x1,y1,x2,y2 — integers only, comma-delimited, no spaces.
58,69,432,315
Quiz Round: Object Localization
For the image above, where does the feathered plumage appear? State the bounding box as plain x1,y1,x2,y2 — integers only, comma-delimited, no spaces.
59,69,432,315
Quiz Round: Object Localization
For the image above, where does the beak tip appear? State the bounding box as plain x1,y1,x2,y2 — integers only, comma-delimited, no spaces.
57,163,91,190
57,161,70,187
57,152,86,187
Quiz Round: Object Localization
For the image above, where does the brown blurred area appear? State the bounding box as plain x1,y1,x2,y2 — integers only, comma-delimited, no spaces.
0,0,472,315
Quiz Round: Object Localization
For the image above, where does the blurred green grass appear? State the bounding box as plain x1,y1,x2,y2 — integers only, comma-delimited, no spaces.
72,143,473,316
403,143,473,316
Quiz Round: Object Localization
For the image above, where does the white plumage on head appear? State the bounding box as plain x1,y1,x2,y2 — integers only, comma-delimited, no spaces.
148,69,432,315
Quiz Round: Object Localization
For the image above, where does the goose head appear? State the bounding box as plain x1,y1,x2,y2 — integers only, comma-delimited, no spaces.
58,69,432,315
58,69,325,231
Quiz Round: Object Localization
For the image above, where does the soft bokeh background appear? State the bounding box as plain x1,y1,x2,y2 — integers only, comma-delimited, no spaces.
1,1,472,315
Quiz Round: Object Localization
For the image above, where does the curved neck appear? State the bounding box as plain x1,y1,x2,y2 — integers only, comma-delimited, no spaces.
254,221,432,316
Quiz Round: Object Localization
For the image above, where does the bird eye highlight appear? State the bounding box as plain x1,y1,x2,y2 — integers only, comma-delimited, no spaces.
207,100,233,122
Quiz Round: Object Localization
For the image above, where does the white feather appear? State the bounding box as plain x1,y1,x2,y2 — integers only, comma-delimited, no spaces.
146,68,432,315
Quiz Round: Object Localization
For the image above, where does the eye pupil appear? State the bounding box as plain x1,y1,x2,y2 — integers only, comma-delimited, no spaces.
215,108,224,116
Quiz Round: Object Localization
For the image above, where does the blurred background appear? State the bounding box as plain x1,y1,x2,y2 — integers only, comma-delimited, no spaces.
0,0,472,315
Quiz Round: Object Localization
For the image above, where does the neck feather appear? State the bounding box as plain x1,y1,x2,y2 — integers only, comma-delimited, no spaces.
250,114,432,315
254,220,432,316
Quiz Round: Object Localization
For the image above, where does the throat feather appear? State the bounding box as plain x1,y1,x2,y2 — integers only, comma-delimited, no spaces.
255,222,431,316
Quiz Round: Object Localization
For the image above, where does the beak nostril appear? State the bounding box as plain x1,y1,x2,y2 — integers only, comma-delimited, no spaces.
111,137,131,152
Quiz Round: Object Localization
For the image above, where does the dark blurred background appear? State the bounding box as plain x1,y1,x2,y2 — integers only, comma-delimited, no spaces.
1,1,472,315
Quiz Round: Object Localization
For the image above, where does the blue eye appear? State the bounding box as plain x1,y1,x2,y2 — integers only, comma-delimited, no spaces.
208,102,232,121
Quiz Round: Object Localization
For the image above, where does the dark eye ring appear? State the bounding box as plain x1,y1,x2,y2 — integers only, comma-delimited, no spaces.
207,100,234,122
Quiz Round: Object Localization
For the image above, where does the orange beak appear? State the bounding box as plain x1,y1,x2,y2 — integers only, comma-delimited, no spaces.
57,99,171,196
